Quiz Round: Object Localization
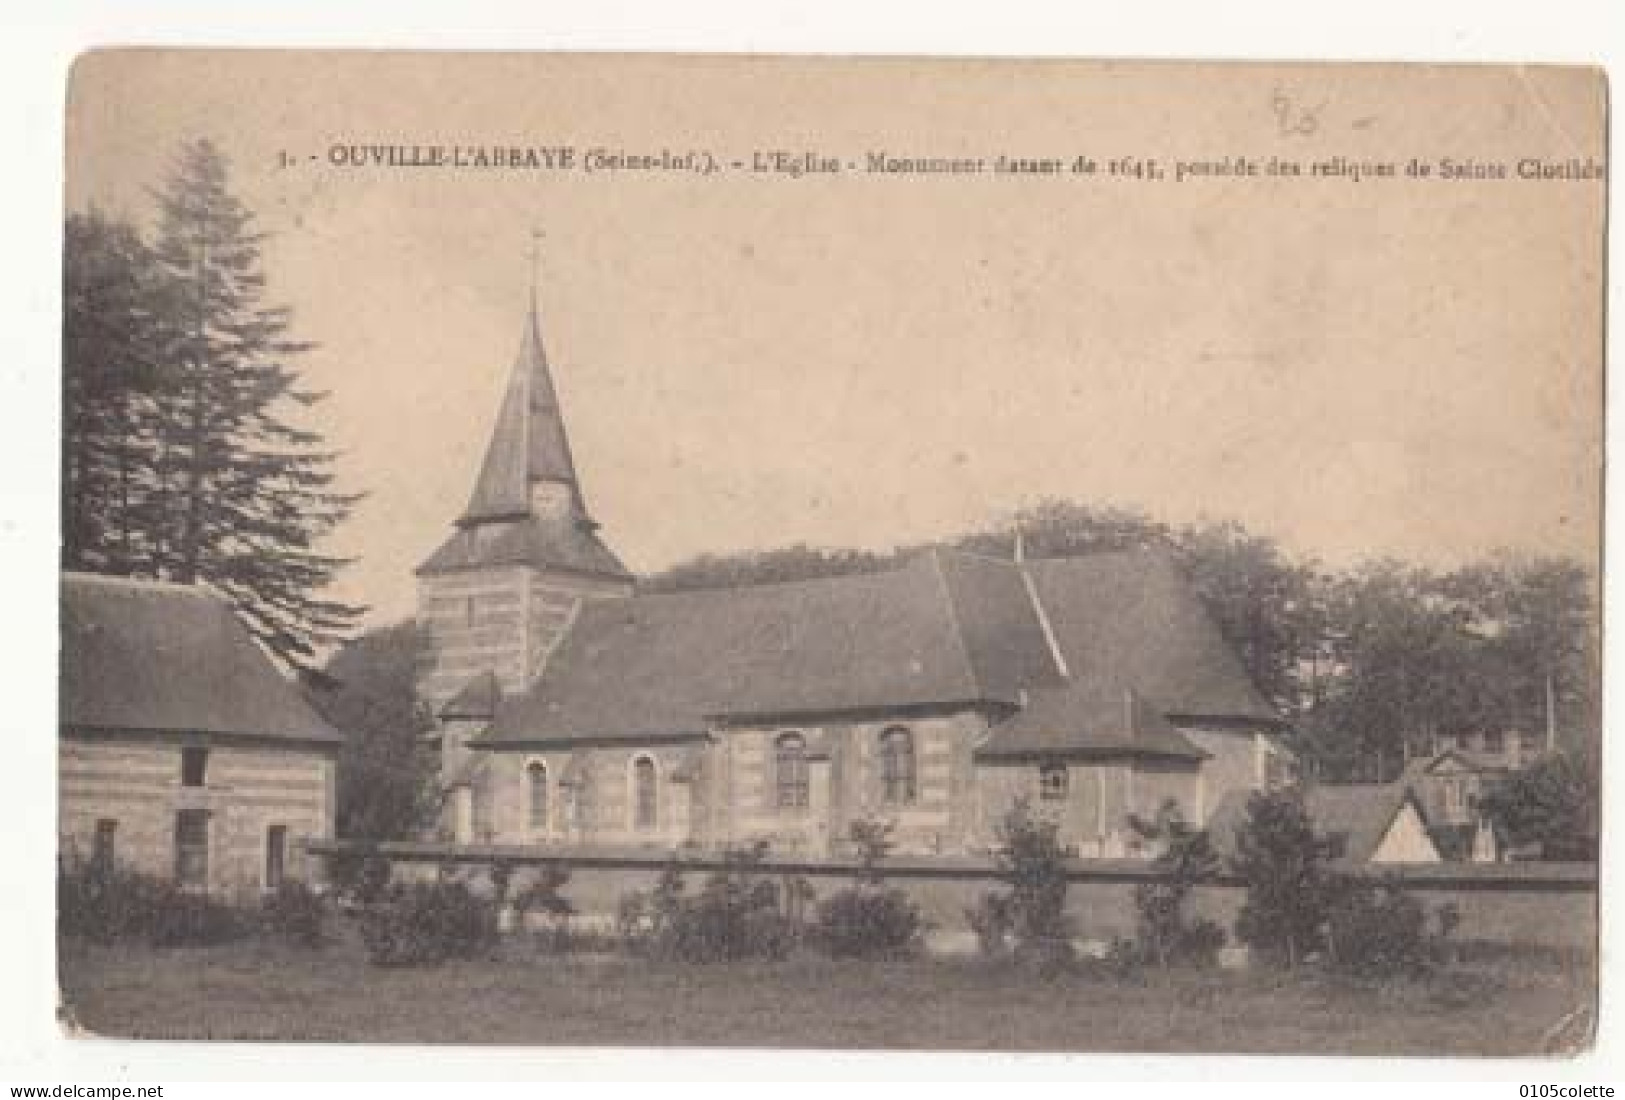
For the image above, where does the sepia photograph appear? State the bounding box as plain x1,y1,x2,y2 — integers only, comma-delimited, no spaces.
53,50,1603,1056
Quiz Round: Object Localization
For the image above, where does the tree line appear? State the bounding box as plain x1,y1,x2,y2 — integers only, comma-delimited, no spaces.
63,139,362,669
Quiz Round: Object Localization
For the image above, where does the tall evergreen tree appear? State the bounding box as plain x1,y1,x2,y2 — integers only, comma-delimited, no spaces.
61,210,171,574
144,137,362,666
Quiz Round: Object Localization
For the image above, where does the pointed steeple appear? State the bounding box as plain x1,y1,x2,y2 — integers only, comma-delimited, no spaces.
459,247,589,527
418,242,630,582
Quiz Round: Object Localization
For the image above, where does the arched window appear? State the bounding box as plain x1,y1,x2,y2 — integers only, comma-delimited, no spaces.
632,756,657,831
880,727,917,804
526,761,549,833
775,733,809,810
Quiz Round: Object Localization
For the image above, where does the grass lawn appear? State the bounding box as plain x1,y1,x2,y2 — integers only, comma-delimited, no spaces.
58,933,1595,1054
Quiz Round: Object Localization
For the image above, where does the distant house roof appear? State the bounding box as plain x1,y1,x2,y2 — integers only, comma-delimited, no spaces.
1403,748,1513,778
60,572,341,745
1206,783,1437,864
479,546,1276,748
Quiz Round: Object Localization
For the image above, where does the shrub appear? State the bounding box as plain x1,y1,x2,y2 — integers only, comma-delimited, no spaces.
1231,787,1341,967
619,845,798,963
149,890,249,948
261,880,327,948
512,864,579,948
1325,876,1457,982
59,854,162,944
965,892,1014,958
512,864,575,921
616,861,686,954
57,854,248,948
325,847,392,904
1127,801,1226,969
812,819,925,959
813,888,925,959
973,799,1075,970
360,881,498,967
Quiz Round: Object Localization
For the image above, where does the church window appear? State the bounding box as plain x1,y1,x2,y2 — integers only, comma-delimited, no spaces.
181,746,209,788
526,761,549,833
1039,762,1069,801
879,727,917,804
464,596,477,627
632,756,657,831
775,733,809,810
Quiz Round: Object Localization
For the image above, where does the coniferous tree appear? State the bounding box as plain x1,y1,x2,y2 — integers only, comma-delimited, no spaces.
146,138,363,666
62,210,172,574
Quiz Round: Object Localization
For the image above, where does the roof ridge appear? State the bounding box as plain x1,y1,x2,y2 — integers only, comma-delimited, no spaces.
628,559,913,604
1017,561,1072,681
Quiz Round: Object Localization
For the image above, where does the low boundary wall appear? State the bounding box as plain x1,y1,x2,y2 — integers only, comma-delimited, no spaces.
303,839,1598,953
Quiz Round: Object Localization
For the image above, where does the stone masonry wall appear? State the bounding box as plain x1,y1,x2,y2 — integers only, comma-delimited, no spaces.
60,733,335,898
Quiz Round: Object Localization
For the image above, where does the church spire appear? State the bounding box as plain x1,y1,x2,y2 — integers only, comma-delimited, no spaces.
458,234,589,527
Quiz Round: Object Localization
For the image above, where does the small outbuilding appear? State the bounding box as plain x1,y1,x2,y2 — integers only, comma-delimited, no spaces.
1207,782,1442,865
59,572,342,895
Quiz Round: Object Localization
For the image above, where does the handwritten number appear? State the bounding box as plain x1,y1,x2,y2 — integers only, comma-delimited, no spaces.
1272,89,1325,137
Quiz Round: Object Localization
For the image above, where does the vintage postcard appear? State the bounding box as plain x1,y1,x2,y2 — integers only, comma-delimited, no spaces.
57,50,1603,1054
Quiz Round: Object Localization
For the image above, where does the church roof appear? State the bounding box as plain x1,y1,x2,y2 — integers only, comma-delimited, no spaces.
477,547,1276,747
978,685,1207,761
416,514,630,579
1022,550,1277,724
440,670,502,721
60,572,341,744
417,297,632,581
461,302,584,525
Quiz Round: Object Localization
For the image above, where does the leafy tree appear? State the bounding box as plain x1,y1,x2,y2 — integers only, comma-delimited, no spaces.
1172,519,1321,715
642,543,895,593
1477,749,1599,859
311,621,438,840
1442,553,1599,750
1231,787,1341,967
146,138,362,666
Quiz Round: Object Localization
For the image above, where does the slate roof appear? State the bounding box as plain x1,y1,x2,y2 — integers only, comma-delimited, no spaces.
60,572,341,744
417,515,631,579
440,671,502,721
484,550,993,743
978,685,1207,761
479,546,1276,748
418,301,632,581
1023,550,1277,724
1206,783,1433,863
462,302,585,525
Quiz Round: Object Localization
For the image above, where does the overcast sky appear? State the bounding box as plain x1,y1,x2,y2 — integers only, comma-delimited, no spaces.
65,52,1605,627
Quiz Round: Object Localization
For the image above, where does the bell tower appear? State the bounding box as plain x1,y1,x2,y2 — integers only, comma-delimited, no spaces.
415,240,633,720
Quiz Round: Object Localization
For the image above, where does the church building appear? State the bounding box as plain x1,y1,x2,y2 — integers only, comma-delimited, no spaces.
416,286,1291,859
